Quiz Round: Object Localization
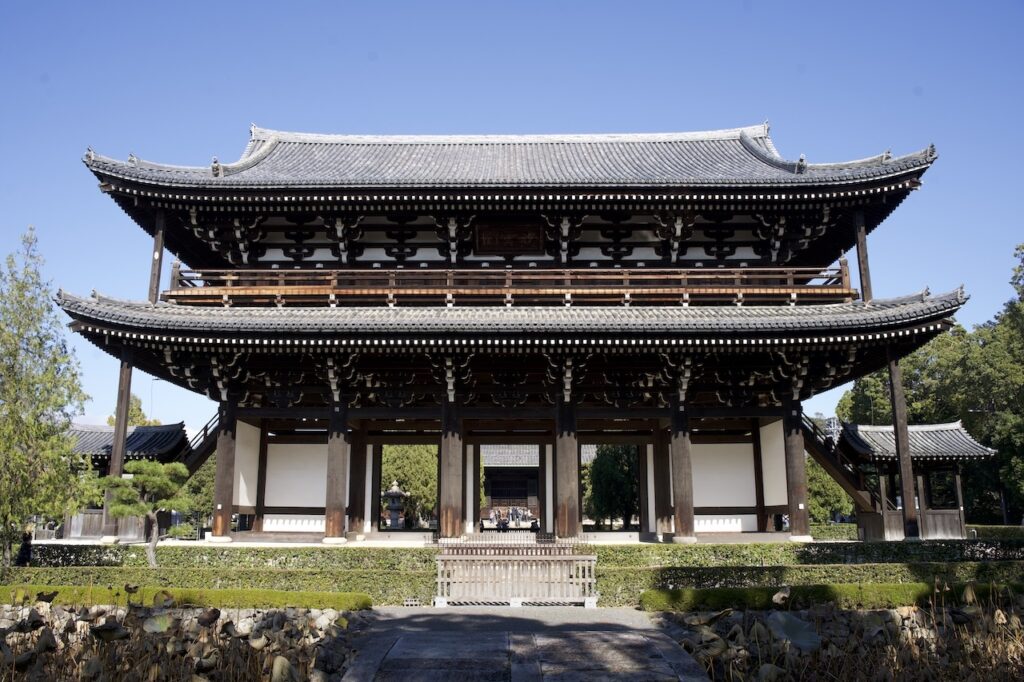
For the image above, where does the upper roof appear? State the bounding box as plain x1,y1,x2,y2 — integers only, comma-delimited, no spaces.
83,123,936,190
57,288,965,339
840,421,994,461
71,422,190,460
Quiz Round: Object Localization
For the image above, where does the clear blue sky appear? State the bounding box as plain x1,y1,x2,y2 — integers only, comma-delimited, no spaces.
2,2,1021,432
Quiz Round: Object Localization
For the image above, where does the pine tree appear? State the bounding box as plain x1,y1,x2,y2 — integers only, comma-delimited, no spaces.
103,460,190,567
0,228,97,567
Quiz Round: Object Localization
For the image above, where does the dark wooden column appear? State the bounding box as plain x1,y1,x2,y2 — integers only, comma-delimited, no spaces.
147,209,166,304
472,444,482,529
637,444,650,533
887,348,920,539
252,422,269,532
669,399,696,543
101,350,134,537
652,427,673,537
439,398,464,538
370,443,383,533
347,426,367,538
783,398,811,540
916,472,930,539
954,464,966,538
537,444,548,533
751,420,768,532
555,400,581,538
211,400,237,539
854,209,873,302
324,406,351,541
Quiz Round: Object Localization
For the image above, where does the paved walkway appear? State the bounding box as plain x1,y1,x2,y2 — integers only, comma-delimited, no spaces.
343,607,706,681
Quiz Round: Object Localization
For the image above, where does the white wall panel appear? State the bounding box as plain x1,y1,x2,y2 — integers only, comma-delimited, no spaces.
760,420,789,507
233,421,261,508
695,514,758,532
265,443,327,507
262,515,325,533
692,443,756,508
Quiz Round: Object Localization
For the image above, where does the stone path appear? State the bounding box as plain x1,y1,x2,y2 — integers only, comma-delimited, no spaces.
343,607,706,681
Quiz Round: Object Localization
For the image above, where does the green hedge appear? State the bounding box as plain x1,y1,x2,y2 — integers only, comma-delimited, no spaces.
810,523,858,541
0,584,371,610
576,540,1024,568
638,581,1024,612
968,525,1024,540
4,567,435,606
597,561,1024,607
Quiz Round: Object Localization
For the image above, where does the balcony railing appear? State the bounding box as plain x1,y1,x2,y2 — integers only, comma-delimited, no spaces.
164,262,855,308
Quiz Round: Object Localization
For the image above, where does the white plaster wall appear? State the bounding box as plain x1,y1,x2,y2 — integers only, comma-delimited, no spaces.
691,443,756,508
265,443,327,508
695,515,758,532
760,420,789,507
233,421,261,508
262,515,325,533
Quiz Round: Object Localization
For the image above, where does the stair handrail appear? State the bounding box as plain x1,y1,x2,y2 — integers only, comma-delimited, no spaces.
188,412,220,454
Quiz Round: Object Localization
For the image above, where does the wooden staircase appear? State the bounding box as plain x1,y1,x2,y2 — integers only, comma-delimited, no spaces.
801,415,876,513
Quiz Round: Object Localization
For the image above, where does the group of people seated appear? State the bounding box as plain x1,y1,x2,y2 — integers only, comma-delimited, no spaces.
481,506,539,532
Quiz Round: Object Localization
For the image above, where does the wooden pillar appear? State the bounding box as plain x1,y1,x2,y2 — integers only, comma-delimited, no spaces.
252,423,268,532
783,398,811,540
669,399,696,543
147,209,166,304
751,420,768,532
537,444,547,532
463,444,479,534
854,209,873,302
324,406,352,542
211,400,237,540
954,464,966,538
888,348,920,539
554,400,581,538
652,427,673,536
347,426,366,538
439,398,464,538
370,444,383,532
473,444,482,527
101,352,134,537
637,444,651,533
916,472,929,539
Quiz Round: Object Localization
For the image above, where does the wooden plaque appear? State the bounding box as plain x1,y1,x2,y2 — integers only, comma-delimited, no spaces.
475,224,546,255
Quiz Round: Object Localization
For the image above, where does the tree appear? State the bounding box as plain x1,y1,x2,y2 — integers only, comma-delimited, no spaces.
0,228,98,567
588,445,639,529
184,458,216,529
106,393,161,427
381,445,438,527
103,460,190,567
806,457,853,523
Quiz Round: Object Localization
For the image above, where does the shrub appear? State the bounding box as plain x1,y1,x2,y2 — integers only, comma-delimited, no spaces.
0,584,371,610
810,523,858,541
968,525,1024,540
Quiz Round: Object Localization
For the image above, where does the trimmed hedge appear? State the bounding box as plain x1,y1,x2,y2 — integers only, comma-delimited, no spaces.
0,584,371,610
638,581,1024,612
4,567,435,606
968,525,1024,540
810,523,858,541
596,560,1024,607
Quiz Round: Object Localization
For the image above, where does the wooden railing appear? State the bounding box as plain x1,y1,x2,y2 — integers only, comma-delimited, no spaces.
436,554,597,606
164,262,855,308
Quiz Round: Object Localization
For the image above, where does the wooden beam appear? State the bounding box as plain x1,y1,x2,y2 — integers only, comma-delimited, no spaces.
855,210,872,302
212,401,237,538
669,399,696,543
148,210,166,304
102,351,133,537
888,348,920,539
555,400,581,538
751,420,768,532
438,398,464,538
782,397,811,539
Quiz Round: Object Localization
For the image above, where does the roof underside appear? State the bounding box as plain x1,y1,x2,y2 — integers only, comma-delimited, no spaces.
840,422,994,460
58,289,965,338
71,422,189,459
482,444,597,468
84,124,935,190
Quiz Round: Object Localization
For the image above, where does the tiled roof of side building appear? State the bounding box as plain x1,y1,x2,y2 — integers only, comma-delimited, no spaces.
57,289,966,338
70,422,190,460
83,124,936,190
840,422,995,460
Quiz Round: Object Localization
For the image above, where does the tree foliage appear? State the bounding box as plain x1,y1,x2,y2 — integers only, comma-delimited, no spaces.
103,460,190,567
807,457,854,523
185,457,216,528
106,393,161,427
0,228,98,567
381,445,437,527
588,445,639,529
835,243,1024,524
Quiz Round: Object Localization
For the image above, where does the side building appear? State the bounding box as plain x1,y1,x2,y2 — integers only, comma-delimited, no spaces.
61,124,964,542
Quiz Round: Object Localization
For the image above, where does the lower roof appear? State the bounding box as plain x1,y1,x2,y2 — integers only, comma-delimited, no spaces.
840,421,994,461
71,422,190,460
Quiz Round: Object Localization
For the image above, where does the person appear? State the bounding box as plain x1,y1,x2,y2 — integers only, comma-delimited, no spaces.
530,519,539,533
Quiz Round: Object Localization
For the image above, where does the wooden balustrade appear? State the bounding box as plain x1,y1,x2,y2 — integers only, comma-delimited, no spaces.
163,263,856,308
435,554,597,605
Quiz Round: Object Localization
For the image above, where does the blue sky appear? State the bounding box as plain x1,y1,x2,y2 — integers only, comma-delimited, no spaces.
2,1,1021,431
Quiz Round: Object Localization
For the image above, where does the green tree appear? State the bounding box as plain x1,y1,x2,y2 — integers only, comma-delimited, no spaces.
184,457,216,529
0,229,98,567
381,445,438,527
588,445,639,529
103,460,190,567
806,457,853,523
106,393,161,427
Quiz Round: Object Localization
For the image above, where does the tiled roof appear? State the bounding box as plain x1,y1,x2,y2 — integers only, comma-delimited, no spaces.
481,444,598,468
840,422,994,460
83,124,935,190
57,289,965,339
71,422,189,460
